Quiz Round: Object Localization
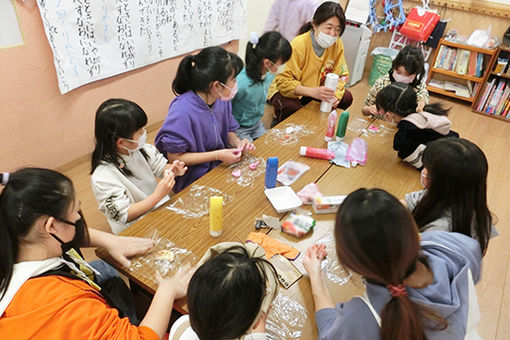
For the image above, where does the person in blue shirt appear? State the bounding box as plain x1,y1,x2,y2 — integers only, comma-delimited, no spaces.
232,31,291,141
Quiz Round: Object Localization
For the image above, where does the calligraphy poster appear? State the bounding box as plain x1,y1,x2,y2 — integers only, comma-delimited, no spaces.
36,0,247,94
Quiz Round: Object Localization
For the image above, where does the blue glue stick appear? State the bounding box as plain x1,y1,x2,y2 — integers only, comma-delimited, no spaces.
265,157,278,189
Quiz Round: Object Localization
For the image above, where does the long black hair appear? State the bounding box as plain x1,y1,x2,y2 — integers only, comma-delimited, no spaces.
376,82,449,118
336,188,446,340
245,31,291,83
413,138,492,255
389,45,426,88
187,245,276,340
173,46,243,95
0,168,83,299
298,1,346,36
90,98,148,177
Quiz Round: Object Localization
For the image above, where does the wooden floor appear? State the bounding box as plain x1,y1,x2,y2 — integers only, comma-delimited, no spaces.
60,75,510,340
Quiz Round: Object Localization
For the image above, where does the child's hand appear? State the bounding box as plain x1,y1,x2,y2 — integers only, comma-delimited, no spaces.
302,244,327,278
313,86,336,101
239,139,256,152
331,98,340,109
216,148,242,165
166,160,187,176
156,265,196,300
106,236,154,268
153,170,175,200
368,105,379,116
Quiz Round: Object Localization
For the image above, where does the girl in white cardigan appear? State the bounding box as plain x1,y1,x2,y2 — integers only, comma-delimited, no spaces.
91,99,187,234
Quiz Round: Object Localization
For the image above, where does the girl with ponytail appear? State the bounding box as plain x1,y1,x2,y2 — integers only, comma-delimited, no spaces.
231,31,291,141
375,82,459,169
0,168,194,339
156,46,255,193
303,188,482,339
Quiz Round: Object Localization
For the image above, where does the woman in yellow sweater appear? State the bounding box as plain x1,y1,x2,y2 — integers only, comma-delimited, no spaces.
268,1,352,123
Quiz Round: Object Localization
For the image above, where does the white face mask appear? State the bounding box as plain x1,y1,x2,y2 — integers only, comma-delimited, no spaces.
123,129,147,153
392,71,416,84
316,31,337,49
267,61,285,76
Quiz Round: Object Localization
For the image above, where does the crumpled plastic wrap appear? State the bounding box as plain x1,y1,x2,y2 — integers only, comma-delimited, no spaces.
264,123,314,146
314,232,352,285
328,141,350,168
166,185,233,218
226,155,266,187
266,294,309,340
348,118,395,144
129,230,197,284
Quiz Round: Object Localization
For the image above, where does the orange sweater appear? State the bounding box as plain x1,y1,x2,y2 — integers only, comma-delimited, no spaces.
0,276,158,340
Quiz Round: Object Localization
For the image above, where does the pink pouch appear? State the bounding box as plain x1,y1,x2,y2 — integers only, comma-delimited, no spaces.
346,138,368,165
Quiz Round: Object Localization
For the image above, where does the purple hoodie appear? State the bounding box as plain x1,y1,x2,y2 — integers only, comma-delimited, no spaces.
155,91,239,193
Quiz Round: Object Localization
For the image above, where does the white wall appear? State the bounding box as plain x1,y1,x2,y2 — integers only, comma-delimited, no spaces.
238,0,274,60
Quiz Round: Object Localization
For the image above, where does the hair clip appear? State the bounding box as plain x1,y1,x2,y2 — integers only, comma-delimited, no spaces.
249,32,259,48
1,172,9,186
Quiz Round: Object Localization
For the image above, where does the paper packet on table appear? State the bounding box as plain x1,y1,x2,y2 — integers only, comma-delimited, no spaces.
312,195,347,214
281,212,316,237
277,161,310,186
297,182,322,204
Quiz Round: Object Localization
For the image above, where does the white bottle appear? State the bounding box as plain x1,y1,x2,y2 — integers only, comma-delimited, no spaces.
320,73,339,113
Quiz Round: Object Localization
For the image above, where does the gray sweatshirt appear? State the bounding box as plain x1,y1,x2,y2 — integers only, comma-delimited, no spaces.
315,231,482,339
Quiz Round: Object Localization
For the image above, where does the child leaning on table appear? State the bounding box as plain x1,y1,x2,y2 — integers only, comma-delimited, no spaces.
169,243,278,340
90,98,187,234
363,45,429,119
375,82,458,169
403,138,498,256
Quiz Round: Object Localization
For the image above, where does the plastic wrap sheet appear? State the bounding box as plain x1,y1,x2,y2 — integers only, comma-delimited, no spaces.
226,155,266,187
328,141,350,168
129,231,197,284
166,185,233,218
348,118,395,144
315,232,352,285
266,294,309,340
264,123,314,146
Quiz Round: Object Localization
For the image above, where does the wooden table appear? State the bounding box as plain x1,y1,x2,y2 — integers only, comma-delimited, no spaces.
97,101,421,337
266,118,421,339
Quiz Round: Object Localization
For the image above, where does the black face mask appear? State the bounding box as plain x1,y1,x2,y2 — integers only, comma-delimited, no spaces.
50,217,86,255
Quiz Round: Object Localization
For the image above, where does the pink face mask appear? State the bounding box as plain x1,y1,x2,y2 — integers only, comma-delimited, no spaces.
392,71,416,84
218,82,238,101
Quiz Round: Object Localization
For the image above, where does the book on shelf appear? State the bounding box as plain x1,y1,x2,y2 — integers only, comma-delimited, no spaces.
434,45,445,68
455,49,470,75
486,79,507,114
477,78,496,112
428,78,445,89
494,84,510,115
475,53,484,78
468,51,478,76
444,81,470,98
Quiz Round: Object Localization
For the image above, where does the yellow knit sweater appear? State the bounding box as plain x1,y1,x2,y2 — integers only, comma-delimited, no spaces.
268,31,349,100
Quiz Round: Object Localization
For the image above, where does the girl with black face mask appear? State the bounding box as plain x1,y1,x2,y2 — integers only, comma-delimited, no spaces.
0,168,194,340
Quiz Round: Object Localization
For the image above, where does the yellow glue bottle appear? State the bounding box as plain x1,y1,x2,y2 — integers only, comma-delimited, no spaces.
209,196,223,237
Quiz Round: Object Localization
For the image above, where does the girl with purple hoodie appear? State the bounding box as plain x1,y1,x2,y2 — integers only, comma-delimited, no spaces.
376,82,459,169
155,47,255,193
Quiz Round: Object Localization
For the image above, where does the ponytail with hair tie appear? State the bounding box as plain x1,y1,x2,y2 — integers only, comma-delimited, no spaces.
1,172,9,186
387,283,407,297
249,32,259,49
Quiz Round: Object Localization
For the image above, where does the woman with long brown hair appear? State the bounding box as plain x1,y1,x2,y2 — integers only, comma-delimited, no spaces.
303,188,482,339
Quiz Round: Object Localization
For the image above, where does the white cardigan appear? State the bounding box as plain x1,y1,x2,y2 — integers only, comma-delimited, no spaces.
91,144,169,234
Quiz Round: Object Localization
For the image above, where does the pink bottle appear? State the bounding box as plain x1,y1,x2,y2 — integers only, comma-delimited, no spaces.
324,109,337,142
300,147,335,160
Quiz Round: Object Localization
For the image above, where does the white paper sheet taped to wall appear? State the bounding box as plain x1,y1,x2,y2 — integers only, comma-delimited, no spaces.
35,0,247,94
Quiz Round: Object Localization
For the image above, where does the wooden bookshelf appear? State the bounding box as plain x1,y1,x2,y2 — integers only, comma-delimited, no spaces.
427,39,498,104
472,46,510,122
